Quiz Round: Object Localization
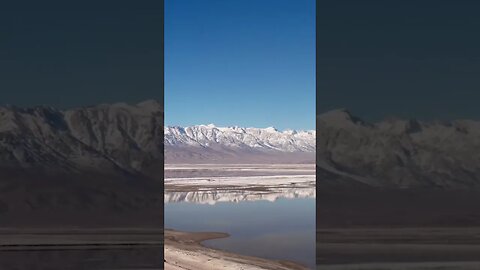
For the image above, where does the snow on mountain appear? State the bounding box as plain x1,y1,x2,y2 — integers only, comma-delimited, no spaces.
0,100,164,179
164,125,315,152
316,109,480,189
164,125,315,164
0,100,314,176
0,101,165,227
2,100,480,189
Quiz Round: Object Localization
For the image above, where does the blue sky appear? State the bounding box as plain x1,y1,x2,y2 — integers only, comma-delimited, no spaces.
165,0,315,130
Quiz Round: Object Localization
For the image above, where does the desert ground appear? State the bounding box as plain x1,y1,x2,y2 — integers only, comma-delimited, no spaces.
165,163,315,177
165,163,315,191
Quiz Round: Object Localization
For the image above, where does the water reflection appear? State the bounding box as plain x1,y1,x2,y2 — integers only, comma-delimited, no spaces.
165,186,315,204
165,188,316,268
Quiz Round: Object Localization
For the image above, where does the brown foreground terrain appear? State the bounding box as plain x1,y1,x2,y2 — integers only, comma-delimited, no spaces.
0,228,163,269
318,228,480,265
317,190,480,268
164,229,308,270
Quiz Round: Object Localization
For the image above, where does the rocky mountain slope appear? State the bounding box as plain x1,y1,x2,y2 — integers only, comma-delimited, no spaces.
316,109,480,189
0,100,164,227
165,125,316,163
0,100,164,180
2,100,479,191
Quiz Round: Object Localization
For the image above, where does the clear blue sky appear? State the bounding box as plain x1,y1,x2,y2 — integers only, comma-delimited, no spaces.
165,0,315,130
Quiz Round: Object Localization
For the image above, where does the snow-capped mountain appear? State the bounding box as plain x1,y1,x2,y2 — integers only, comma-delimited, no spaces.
0,99,314,178
2,100,480,189
316,109,480,189
0,100,164,227
164,125,316,163
0,100,164,179
165,125,315,152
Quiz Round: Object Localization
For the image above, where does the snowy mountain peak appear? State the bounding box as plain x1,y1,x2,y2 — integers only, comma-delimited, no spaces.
0,101,164,178
198,123,216,128
136,99,162,112
317,108,368,128
265,126,278,132
164,125,316,154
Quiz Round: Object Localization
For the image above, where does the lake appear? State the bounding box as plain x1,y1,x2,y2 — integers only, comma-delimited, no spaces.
165,188,316,269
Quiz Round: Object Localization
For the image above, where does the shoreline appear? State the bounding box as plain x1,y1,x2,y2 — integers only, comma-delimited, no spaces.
317,227,480,268
165,164,314,269
164,229,309,270
0,228,163,250
165,163,315,179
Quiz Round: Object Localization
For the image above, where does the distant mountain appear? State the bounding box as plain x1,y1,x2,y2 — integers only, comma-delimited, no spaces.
0,100,315,174
0,100,164,180
316,109,480,190
0,100,164,227
164,125,316,163
2,100,480,193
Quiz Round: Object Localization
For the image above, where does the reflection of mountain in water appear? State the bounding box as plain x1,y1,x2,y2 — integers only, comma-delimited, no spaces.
165,187,315,205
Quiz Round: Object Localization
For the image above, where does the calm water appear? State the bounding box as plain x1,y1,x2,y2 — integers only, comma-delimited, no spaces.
165,190,315,269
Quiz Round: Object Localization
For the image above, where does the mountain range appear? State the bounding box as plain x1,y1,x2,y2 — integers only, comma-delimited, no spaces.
0,100,164,227
1,100,480,191
165,125,315,163
0,100,164,180
316,109,480,190
3,100,480,228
